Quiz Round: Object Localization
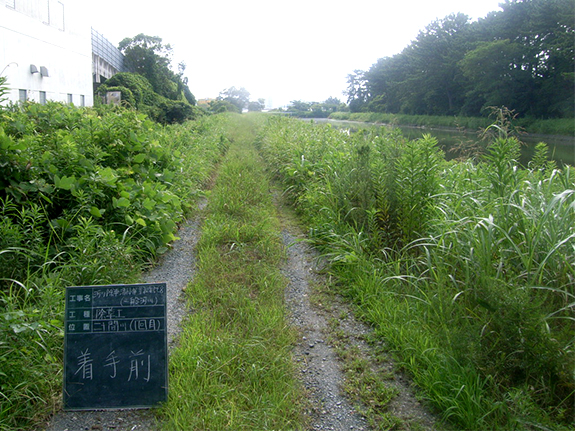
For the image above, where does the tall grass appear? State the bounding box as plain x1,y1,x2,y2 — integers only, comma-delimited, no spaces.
159,114,304,430
258,115,575,430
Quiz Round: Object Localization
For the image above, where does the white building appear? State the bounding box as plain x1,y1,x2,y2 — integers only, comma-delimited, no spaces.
0,0,94,106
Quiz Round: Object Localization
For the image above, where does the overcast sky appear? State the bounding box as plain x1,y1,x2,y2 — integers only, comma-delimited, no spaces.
88,0,503,108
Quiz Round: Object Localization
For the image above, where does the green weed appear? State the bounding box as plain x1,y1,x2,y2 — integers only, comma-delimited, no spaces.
158,114,304,430
258,115,575,430
0,103,225,430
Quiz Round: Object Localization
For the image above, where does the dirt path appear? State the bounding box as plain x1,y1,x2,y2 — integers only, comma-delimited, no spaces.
44,195,441,430
281,228,368,430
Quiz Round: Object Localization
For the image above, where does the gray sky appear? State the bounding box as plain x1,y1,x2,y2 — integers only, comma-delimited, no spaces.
89,0,503,107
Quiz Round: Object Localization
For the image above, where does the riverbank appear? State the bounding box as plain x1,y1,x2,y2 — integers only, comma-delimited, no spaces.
329,111,575,138
318,116,575,166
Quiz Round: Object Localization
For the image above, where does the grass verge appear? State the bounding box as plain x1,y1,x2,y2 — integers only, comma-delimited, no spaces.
158,114,305,430
257,115,574,430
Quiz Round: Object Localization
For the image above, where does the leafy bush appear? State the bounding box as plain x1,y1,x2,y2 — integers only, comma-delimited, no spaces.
0,103,228,429
96,72,201,124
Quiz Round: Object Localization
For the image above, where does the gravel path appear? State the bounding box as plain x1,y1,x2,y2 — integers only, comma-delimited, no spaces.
281,229,368,430
280,215,441,431
44,196,440,430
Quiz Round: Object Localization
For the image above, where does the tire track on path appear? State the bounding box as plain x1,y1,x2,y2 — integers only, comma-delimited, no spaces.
281,226,369,431
278,194,442,431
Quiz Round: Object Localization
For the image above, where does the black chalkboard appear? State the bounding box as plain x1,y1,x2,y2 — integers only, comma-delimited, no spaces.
63,283,168,410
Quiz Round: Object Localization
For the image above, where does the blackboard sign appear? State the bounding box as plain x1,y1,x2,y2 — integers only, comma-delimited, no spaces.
63,283,168,410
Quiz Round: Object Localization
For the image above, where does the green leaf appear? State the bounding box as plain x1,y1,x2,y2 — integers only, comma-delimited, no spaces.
54,175,76,190
133,153,146,163
135,217,147,227
99,167,118,185
143,197,155,211
160,219,176,233
113,197,130,208
90,206,104,218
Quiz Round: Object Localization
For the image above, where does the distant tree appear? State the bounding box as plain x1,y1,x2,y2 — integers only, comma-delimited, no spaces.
345,70,369,112
467,0,575,117
248,98,266,112
209,99,240,114
288,100,311,112
459,39,527,113
396,13,471,115
322,97,344,113
287,99,346,118
218,87,250,112
177,62,196,105
350,0,574,119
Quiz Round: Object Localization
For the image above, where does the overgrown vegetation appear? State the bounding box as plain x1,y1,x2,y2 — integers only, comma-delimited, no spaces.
96,72,202,124
257,115,574,430
158,114,304,429
95,34,201,124
0,101,226,430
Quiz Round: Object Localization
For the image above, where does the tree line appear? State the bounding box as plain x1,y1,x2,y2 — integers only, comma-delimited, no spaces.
346,0,574,119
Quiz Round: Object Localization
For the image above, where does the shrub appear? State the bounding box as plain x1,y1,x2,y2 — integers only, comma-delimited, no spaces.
96,72,200,124
0,104,228,430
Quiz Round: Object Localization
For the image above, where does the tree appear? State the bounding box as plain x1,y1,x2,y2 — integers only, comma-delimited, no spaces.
218,87,250,112
398,13,471,115
493,0,574,117
459,39,529,114
288,100,311,112
347,0,574,119
345,70,369,112
176,62,196,105
248,98,266,112
119,34,196,105
208,99,240,114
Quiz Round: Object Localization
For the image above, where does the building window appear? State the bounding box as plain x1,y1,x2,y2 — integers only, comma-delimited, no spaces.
67,93,73,104
80,95,85,107
19,89,27,102
39,91,47,105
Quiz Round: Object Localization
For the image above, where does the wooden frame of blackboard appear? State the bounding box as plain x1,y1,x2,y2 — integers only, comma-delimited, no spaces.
63,283,168,410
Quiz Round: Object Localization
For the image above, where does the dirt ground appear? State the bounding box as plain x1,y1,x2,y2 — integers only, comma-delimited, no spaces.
44,197,442,431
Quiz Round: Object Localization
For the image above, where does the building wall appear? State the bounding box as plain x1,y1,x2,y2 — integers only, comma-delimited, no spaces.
92,27,126,83
0,0,93,106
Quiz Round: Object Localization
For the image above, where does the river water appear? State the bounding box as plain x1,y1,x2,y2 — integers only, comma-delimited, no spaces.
317,119,575,167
